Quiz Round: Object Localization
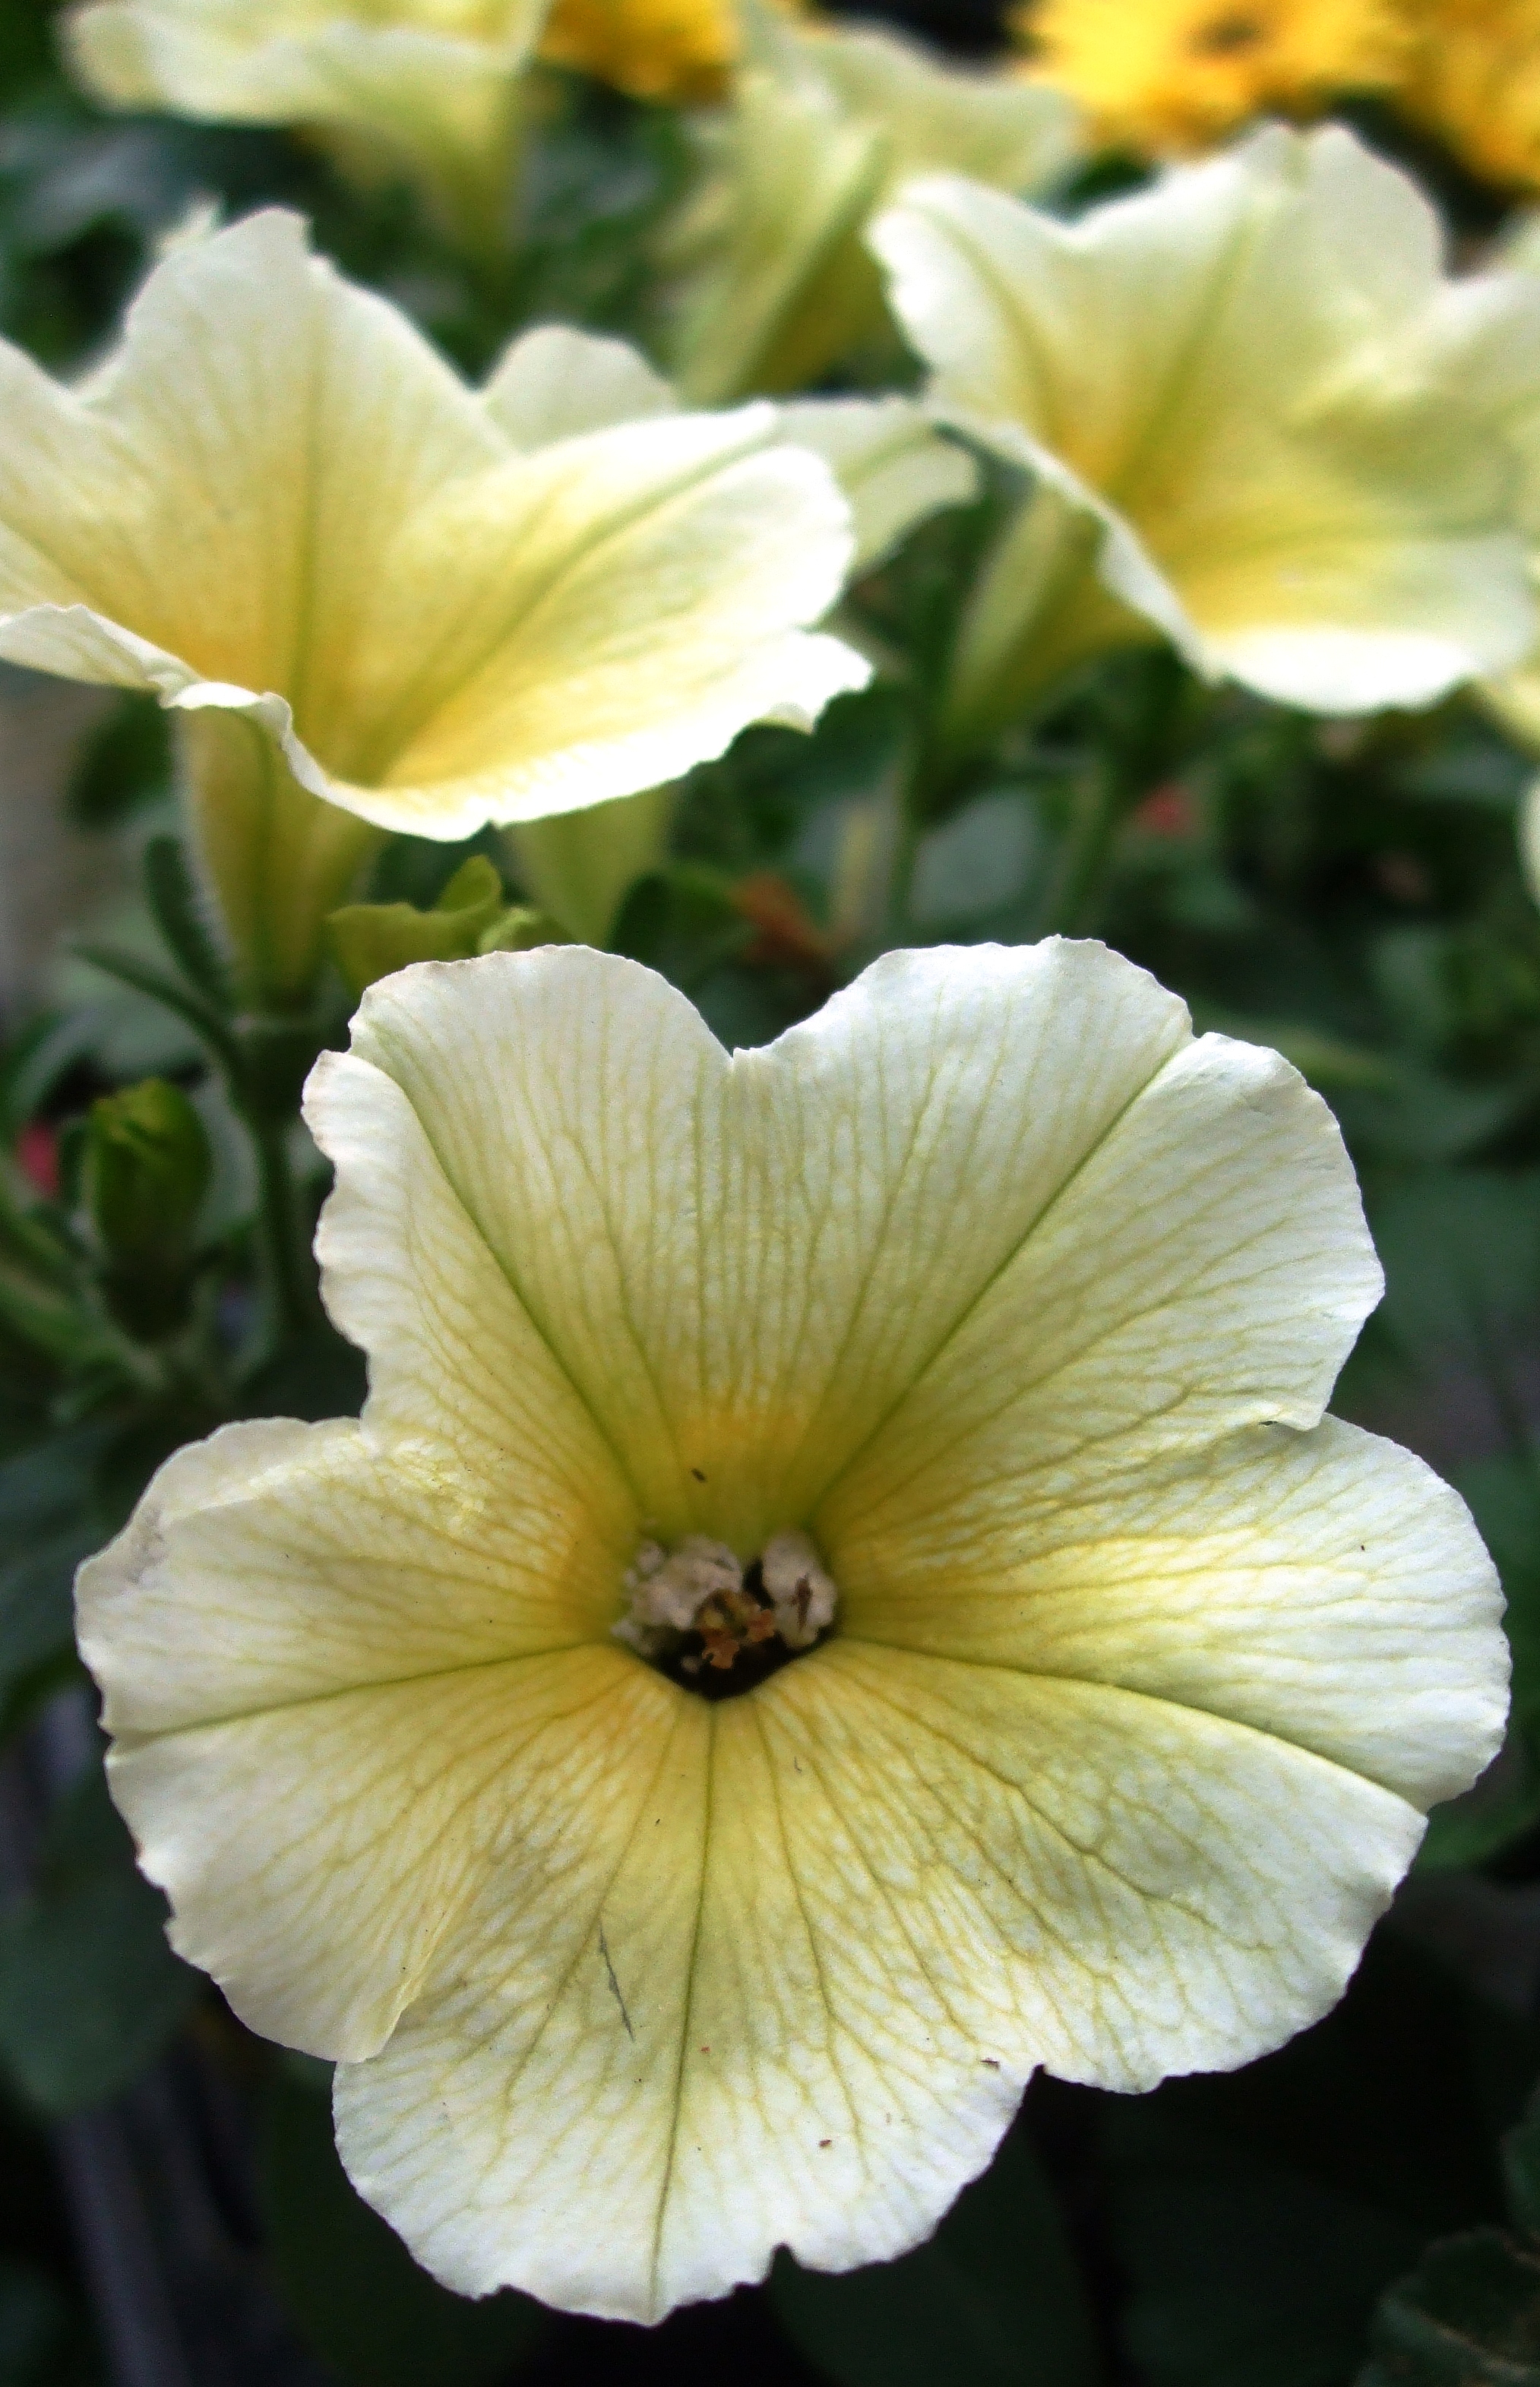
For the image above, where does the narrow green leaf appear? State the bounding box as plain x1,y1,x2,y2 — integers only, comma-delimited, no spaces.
72,944,241,1080
142,835,232,1012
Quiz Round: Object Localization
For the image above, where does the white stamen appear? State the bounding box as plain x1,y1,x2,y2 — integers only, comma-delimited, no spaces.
761,1530,839,1649
613,1528,840,1667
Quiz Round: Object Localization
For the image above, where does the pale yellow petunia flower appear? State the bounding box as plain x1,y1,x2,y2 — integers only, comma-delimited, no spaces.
62,0,549,253
1013,0,1409,157
871,124,1540,759
77,937,1505,2322
665,5,1077,402
539,0,740,101
0,213,868,1005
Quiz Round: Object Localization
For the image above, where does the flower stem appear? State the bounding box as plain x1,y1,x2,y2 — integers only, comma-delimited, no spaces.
1039,755,1124,937
243,1104,318,1353
884,797,925,947
884,728,959,947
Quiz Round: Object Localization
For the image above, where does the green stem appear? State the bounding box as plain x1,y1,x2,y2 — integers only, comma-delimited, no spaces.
243,1105,319,1352
1039,754,1124,939
884,795,925,948
884,729,961,949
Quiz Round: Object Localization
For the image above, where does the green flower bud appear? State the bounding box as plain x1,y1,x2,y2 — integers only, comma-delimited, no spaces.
84,1080,211,1341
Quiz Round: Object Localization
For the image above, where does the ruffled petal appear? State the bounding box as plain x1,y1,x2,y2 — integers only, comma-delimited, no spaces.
832,1414,1505,1813
331,1635,1421,2319
336,942,1376,1552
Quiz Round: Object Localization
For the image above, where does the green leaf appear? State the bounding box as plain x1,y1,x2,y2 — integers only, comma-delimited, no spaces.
1358,2231,1540,2385
0,1764,198,2115
258,2066,549,2387
768,2119,1102,2387
1189,1007,1400,1096
142,834,232,1012
1102,1926,1532,2387
239,1320,366,1422
1334,1174,1540,1473
0,1536,86,1740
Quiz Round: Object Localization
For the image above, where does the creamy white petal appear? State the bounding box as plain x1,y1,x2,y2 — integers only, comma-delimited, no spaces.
666,18,1074,404
334,1639,1421,2319
670,65,890,404
796,19,1078,193
775,397,979,571
482,333,972,568
353,410,867,833
337,943,1375,1554
107,1644,660,2061
0,209,502,738
77,1413,627,1734
816,1029,1383,1556
481,324,678,449
832,1415,1505,1812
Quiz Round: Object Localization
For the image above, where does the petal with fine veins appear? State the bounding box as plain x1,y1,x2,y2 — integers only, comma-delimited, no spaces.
833,1414,1506,1812
873,131,1538,716
0,210,867,837
334,1637,1422,2319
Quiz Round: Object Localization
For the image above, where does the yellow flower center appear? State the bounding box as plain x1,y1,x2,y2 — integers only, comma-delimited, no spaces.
614,1530,839,1699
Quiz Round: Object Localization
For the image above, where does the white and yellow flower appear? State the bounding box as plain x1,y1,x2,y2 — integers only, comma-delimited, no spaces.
62,0,549,254
666,5,1077,403
0,213,869,1003
77,937,1504,2321
484,321,977,939
871,125,1540,759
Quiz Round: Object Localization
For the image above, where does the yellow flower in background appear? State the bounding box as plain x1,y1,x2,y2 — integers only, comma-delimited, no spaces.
666,4,1078,402
0,212,867,1006
484,321,977,941
871,125,1540,760
539,0,739,100
77,937,1504,2320
1396,0,1540,194
62,0,550,254
1013,0,1408,156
